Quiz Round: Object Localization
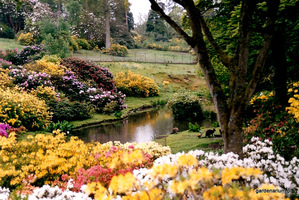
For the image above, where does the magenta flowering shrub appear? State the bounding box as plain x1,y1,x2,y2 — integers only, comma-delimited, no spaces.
8,66,52,90
60,57,116,92
0,123,11,137
86,88,126,113
0,49,18,64
0,58,13,69
57,70,88,101
14,45,45,65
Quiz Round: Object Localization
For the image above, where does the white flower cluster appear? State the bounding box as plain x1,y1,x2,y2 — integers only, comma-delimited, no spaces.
0,187,10,200
133,137,299,197
28,185,91,200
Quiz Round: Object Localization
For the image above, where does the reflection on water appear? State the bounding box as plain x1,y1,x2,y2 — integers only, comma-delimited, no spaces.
73,107,212,144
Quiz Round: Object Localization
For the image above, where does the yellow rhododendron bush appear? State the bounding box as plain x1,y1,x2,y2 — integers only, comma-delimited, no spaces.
0,68,13,89
287,81,299,122
0,87,51,130
115,70,159,97
17,32,35,46
24,59,67,84
0,131,170,191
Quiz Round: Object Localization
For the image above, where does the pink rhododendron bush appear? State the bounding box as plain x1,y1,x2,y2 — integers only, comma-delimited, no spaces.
0,135,298,199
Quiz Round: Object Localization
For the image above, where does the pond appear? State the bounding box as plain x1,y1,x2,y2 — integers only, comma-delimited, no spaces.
73,107,213,144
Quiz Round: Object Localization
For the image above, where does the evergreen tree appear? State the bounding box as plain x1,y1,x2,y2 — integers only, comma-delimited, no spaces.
146,3,168,41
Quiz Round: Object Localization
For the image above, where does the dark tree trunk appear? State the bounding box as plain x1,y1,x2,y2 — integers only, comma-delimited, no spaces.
272,27,288,106
149,0,280,157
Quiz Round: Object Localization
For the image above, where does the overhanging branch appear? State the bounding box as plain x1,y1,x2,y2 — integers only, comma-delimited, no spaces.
245,0,280,102
198,13,232,69
149,0,192,45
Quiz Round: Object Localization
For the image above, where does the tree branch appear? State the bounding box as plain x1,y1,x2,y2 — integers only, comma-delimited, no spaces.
245,0,280,102
148,0,192,45
197,13,232,69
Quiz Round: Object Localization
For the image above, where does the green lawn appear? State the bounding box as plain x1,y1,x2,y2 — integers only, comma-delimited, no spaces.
0,38,24,51
154,129,223,154
73,49,195,63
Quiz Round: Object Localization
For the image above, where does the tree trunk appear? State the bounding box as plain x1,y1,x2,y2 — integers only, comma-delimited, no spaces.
105,0,111,49
148,0,280,158
272,27,288,106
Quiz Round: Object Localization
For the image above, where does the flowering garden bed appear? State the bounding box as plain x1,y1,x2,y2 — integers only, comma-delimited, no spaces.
0,133,298,199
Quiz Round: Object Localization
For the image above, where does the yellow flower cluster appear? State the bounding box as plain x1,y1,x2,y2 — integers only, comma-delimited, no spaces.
146,43,163,51
25,59,66,77
0,87,51,129
17,32,35,45
0,68,13,89
87,154,289,200
250,91,273,105
31,85,58,101
221,167,262,185
115,71,160,97
102,44,128,56
106,141,171,160
0,131,170,188
287,82,299,122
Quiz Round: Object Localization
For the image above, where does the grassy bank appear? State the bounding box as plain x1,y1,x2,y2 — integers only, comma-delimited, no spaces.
154,129,223,154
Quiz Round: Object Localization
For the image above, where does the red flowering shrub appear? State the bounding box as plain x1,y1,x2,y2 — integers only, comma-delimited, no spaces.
245,92,299,160
60,58,116,92
57,145,153,192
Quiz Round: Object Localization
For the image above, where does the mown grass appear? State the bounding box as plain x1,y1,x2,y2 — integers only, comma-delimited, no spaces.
0,38,24,51
73,49,195,63
154,129,223,154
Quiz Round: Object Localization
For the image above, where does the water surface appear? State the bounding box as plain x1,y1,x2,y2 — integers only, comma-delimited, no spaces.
73,107,212,144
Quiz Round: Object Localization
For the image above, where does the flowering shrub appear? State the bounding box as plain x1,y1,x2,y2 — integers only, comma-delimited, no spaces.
9,66,53,90
0,123,11,137
0,87,51,130
17,32,35,45
146,43,163,50
0,68,13,89
58,70,89,101
60,57,115,92
0,131,169,193
115,71,159,97
102,44,128,57
0,187,10,200
25,59,66,78
138,137,298,198
75,38,91,50
86,88,126,113
31,85,58,102
287,81,299,122
86,151,289,200
28,185,91,200
167,92,204,121
0,58,13,69
245,90,299,160
0,49,18,64
40,55,61,64
14,45,45,65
